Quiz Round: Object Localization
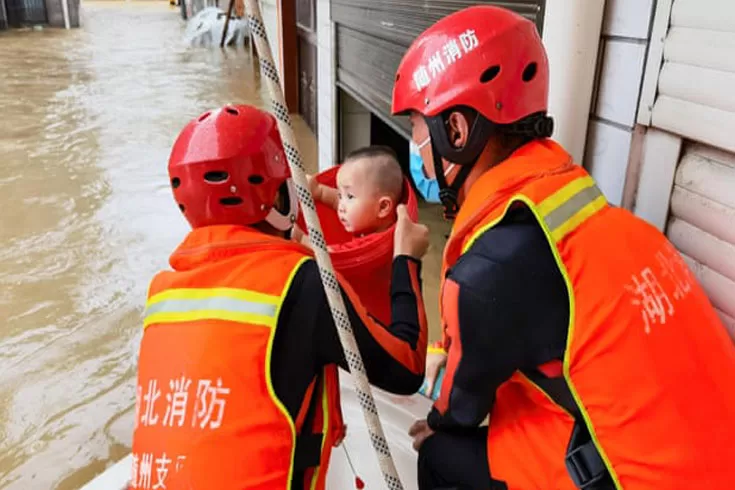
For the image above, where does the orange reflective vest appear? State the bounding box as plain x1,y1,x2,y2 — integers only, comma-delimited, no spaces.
440,139,735,489
131,225,344,490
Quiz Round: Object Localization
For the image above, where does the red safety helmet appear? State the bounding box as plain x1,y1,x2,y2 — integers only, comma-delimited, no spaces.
391,5,549,123
168,105,298,230
391,6,552,218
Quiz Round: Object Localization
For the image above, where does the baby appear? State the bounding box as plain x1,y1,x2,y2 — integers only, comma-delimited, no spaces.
306,145,404,237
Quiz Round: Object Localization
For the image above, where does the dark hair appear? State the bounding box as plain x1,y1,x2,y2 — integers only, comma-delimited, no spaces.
344,145,398,163
342,145,404,203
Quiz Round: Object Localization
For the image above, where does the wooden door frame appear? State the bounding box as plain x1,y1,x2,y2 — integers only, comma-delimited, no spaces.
277,0,299,112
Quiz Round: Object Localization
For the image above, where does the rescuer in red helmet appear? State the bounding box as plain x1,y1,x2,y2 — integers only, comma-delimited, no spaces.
130,104,430,490
394,6,735,490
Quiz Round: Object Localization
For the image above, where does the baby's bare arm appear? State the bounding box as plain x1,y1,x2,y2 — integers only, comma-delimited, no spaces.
307,174,339,211
318,186,339,210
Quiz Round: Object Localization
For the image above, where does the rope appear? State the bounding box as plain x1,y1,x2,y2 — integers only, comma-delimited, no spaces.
243,1,405,488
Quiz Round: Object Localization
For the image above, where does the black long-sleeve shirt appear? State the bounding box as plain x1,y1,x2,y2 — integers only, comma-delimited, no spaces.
427,206,570,431
271,255,427,428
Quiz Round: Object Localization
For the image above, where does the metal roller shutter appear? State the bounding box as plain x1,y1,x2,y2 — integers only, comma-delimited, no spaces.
4,0,47,26
332,0,546,138
1,0,7,29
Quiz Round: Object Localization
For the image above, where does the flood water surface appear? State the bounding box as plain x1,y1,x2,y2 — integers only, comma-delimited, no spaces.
0,2,446,488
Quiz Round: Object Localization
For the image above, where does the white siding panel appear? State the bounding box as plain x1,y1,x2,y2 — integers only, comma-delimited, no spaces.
665,141,735,340
667,218,735,283
664,27,735,73
674,146,735,208
648,1,735,151
602,0,655,39
681,253,735,319
669,186,735,246
584,120,633,206
658,62,735,113
631,128,682,230
651,96,735,154
670,0,735,32
594,40,647,127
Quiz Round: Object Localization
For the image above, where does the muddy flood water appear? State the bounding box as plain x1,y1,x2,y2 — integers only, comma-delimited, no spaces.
0,1,449,488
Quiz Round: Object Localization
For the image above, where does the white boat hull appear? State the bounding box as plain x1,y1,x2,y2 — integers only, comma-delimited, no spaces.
81,371,432,490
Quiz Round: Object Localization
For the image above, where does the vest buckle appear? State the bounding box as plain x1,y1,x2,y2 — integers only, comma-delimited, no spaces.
565,422,612,489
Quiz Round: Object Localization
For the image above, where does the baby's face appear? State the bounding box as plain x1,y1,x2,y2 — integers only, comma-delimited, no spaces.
336,160,392,235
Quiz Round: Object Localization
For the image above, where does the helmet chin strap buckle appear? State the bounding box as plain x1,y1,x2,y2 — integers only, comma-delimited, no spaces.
439,187,460,220
265,179,300,231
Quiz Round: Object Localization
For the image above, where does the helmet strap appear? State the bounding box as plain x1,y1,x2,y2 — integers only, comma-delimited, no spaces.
426,111,495,219
265,179,299,231
505,112,554,139
424,111,554,219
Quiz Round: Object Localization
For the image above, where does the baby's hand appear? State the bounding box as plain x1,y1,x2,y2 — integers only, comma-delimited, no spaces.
306,174,321,201
306,174,339,210
291,225,313,250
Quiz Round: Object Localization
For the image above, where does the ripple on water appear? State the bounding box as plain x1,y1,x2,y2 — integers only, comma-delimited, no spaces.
0,2,289,488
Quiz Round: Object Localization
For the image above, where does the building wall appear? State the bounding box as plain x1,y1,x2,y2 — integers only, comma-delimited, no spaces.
583,0,656,206
316,0,336,170
316,0,660,188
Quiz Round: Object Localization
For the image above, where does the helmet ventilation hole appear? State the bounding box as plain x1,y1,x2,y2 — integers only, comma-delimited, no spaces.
225,107,239,116
198,112,211,122
220,197,243,206
522,62,538,82
171,177,181,189
204,171,229,182
248,174,264,185
178,204,185,212
480,65,501,83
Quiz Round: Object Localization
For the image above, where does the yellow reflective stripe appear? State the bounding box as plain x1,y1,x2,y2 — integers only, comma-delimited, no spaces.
462,176,608,253
537,176,607,243
536,175,596,216
143,289,279,328
549,194,607,243
264,256,312,488
459,175,617,486
514,196,623,489
147,287,279,307
144,309,277,328
461,198,517,254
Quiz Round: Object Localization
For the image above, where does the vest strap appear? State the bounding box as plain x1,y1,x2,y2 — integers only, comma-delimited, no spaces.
293,372,326,473
566,424,615,490
294,433,324,471
524,369,578,416
524,369,614,490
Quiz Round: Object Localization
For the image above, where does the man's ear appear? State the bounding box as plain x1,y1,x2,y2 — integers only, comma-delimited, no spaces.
377,196,394,219
446,111,471,149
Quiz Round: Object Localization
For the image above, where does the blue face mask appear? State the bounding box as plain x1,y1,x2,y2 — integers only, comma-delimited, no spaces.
409,137,455,203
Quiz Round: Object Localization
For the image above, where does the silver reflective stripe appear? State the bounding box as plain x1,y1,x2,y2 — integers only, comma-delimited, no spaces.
145,297,277,318
544,183,604,232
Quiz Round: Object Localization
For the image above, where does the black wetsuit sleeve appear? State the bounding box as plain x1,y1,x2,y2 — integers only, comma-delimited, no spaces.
273,254,427,409
426,209,570,431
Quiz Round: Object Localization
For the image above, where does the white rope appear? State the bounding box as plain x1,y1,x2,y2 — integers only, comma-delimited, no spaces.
243,1,405,488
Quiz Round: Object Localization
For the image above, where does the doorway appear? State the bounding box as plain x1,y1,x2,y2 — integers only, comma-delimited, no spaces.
295,0,317,135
